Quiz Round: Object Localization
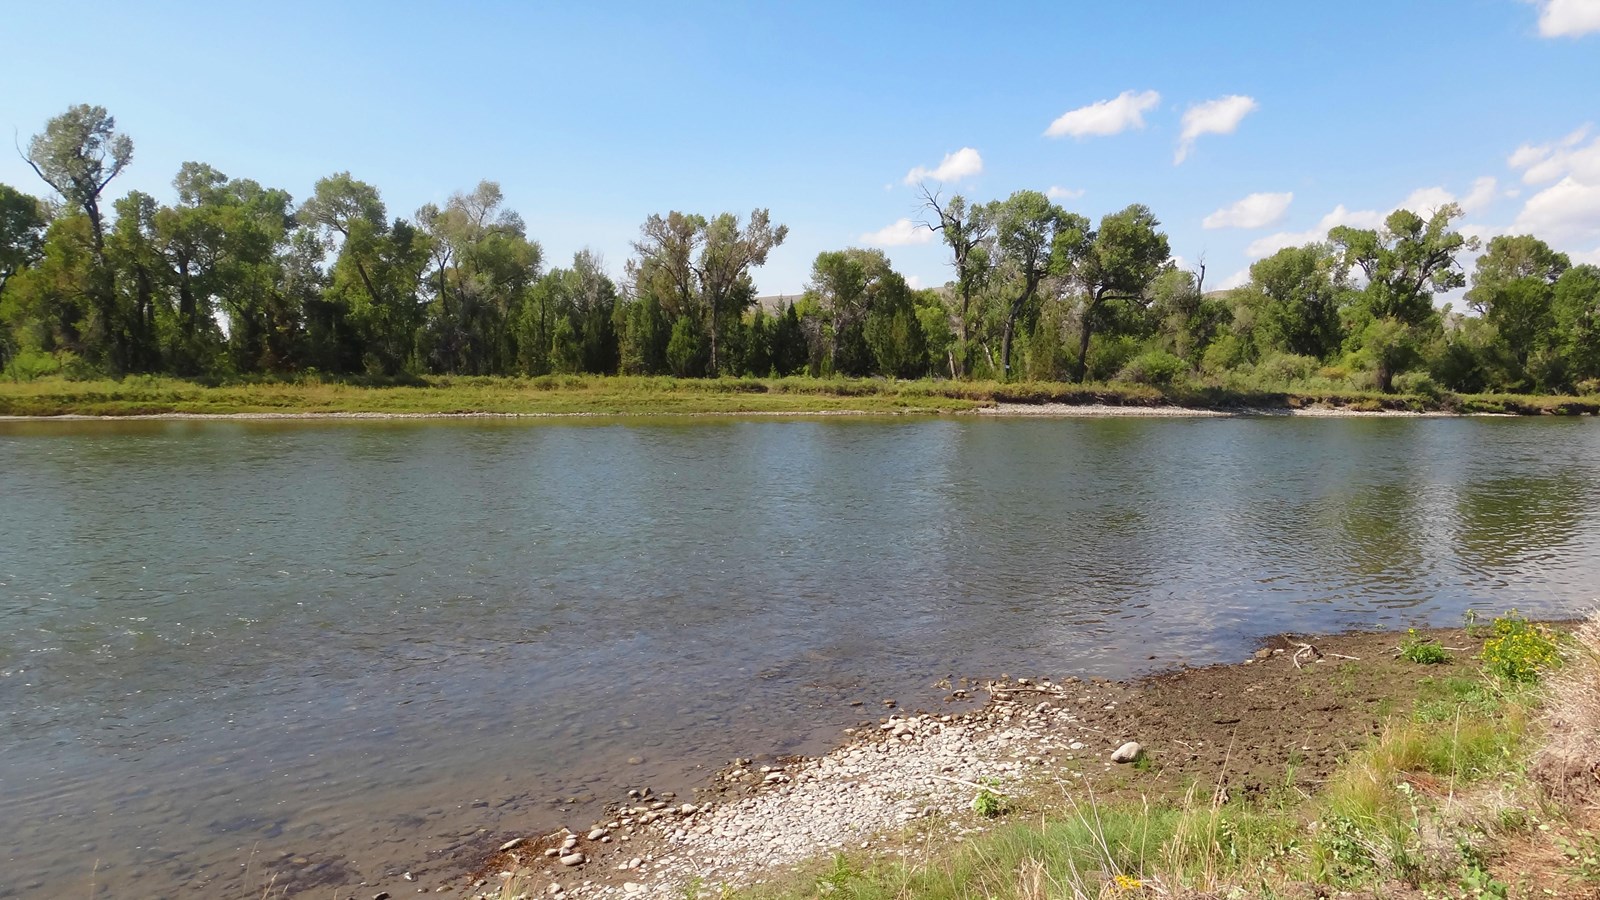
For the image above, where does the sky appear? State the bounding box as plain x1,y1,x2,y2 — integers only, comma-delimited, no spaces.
2,0,1599,298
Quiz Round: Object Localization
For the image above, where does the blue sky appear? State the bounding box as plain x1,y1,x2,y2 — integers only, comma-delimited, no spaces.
2,0,1598,296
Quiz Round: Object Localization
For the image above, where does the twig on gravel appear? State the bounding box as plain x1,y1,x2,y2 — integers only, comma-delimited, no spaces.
925,774,1009,795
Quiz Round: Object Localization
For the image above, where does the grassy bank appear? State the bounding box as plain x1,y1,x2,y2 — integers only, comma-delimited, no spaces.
2,374,1599,418
737,615,1599,900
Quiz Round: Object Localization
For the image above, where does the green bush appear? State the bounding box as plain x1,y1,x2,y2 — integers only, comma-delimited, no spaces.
1482,611,1561,683
1400,629,1450,665
1393,370,1444,400
1116,349,1188,387
1257,351,1320,385
2,348,66,382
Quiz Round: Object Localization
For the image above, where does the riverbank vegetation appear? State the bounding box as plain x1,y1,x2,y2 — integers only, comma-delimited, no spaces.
743,612,1599,900
4,374,1598,418
4,105,1600,405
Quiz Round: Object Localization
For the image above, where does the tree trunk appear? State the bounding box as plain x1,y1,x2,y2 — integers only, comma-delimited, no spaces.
1073,297,1101,384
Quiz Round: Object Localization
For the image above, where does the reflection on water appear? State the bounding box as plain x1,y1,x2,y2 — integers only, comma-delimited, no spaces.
1,416,1597,898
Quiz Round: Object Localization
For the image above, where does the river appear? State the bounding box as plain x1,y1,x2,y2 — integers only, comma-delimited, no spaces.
2,415,1597,898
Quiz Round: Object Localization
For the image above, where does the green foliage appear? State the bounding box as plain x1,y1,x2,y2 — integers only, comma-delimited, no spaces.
971,785,1005,818
1117,349,1188,386
666,315,707,377
1482,611,1561,683
1400,629,1451,665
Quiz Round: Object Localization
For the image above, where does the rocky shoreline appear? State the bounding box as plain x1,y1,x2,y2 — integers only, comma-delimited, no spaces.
438,626,1482,900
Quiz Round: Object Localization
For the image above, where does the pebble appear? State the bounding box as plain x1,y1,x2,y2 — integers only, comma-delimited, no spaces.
559,852,586,866
498,838,524,851
586,827,607,840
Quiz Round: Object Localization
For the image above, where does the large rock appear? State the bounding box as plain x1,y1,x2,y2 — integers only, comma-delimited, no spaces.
1111,741,1143,764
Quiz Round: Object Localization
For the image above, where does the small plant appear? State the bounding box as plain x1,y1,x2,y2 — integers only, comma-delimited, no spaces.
1482,611,1561,683
1555,828,1600,881
1401,629,1451,665
971,778,1007,818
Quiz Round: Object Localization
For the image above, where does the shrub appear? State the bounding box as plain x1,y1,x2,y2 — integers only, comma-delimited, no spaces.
1393,370,1444,401
2,348,65,382
1257,351,1320,385
1400,629,1451,665
1116,349,1188,387
1482,611,1561,684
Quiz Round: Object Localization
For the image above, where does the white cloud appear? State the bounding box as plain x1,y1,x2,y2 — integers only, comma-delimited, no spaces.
1247,205,1386,258
1044,90,1161,139
1507,126,1600,250
1395,177,1500,216
905,274,926,290
860,218,934,247
1399,186,1457,214
1507,125,1599,184
1571,246,1600,265
1460,176,1499,213
1217,268,1252,290
1529,0,1600,36
1047,185,1085,200
1512,176,1600,244
903,147,984,185
1175,94,1258,164
1202,191,1293,229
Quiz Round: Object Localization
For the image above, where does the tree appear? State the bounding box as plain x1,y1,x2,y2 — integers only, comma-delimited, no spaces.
415,181,541,374
695,210,786,375
1246,244,1347,360
986,190,1071,380
1059,204,1171,383
0,185,48,296
1466,235,1569,380
300,173,427,374
23,105,137,371
628,210,786,375
805,247,909,373
1552,265,1600,384
920,187,991,375
23,105,132,254
1330,204,1477,391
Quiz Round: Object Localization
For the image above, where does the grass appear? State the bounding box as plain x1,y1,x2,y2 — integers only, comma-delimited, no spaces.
1,373,1598,418
720,612,1600,900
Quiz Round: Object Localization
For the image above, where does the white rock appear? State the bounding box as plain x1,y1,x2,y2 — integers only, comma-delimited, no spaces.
1111,741,1143,764
558,852,585,867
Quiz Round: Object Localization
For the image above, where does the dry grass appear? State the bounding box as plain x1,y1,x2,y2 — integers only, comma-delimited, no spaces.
1534,611,1600,806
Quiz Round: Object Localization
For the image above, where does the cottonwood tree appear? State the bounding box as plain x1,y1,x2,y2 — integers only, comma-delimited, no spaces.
1330,204,1477,391
919,186,990,375
628,209,786,375
23,105,136,369
1245,244,1349,360
1059,204,1171,383
986,190,1072,380
1466,235,1570,379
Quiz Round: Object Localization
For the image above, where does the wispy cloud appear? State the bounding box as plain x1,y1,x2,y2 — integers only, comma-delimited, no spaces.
860,218,934,247
1044,90,1161,139
1175,94,1258,164
1202,191,1293,229
1047,185,1085,200
903,147,984,185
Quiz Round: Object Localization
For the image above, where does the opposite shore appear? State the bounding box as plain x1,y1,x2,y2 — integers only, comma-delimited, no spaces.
2,374,1599,420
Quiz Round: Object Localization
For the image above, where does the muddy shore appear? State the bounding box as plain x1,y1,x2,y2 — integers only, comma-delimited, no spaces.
363,625,1501,900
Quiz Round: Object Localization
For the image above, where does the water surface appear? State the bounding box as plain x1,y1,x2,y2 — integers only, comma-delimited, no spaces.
2,416,1597,897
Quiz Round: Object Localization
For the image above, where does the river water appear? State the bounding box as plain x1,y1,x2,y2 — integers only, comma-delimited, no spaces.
2,415,1598,897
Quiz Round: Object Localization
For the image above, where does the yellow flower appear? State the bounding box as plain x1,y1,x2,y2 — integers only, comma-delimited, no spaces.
1113,873,1144,892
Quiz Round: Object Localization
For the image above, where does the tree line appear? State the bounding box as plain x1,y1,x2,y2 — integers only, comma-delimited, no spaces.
3,104,1598,395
